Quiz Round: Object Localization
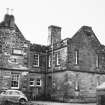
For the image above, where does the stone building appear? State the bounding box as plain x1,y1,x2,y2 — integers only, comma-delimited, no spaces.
0,13,48,100
0,13,30,91
46,25,105,102
0,13,105,102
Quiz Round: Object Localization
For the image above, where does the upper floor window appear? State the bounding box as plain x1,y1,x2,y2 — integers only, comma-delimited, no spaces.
48,55,51,67
11,73,20,89
75,50,79,64
96,55,99,68
55,51,60,66
101,55,105,65
12,49,23,56
33,54,39,67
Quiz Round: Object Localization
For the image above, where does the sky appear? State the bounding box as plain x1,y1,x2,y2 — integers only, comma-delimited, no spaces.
0,0,105,45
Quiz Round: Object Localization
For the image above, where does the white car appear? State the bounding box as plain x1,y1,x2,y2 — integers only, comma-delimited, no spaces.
0,89,28,105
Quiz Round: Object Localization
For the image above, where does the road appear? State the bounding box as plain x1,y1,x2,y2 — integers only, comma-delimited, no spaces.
30,101,96,105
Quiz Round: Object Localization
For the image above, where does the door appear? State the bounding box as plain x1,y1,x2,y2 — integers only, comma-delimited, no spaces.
101,95,105,105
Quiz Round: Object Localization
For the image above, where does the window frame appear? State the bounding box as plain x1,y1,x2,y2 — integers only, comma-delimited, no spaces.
48,55,51,67
33,54,39,67
97,76,100,86
29,78,35,87
75,50,79,65
36,78,41,87
55,51,60,66
96,54,99,68
11,73,20,89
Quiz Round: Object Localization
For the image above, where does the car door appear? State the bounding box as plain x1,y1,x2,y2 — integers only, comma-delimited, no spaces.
9,91,20,103
5,91,13,102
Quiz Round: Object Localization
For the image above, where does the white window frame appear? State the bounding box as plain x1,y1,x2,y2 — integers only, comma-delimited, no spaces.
33,54,39,67
49,55,51,67
56,51,60,65
75,50,79,64
36,78,41,87
11,74,20,89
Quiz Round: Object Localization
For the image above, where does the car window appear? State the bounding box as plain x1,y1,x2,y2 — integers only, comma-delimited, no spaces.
13,91,20,95
7,91,13,95
1,91,6,95
15,91,21,95
16,91,23,95
1,90,24,96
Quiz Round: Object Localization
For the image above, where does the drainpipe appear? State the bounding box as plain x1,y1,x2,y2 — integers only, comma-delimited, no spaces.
45,50,48,97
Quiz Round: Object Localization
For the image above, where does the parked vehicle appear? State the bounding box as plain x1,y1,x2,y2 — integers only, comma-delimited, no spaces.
0,89,28,105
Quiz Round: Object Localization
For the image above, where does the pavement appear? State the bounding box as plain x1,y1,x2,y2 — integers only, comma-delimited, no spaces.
30,101,96,105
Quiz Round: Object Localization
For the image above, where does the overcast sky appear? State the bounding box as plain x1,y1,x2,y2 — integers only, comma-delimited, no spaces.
0,0,105,45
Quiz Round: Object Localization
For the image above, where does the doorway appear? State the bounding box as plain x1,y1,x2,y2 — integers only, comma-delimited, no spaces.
101,95,105,105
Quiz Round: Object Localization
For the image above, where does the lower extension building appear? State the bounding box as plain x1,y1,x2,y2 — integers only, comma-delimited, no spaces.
0,12,105,102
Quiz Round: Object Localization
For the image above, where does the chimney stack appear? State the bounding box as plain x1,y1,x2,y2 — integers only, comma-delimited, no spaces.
48,25,61,45
4,8,15,27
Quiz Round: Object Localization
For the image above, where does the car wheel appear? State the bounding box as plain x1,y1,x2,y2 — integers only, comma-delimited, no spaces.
3,101,12,105
19,99,26,105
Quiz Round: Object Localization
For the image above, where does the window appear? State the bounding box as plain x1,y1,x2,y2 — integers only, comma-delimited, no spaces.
36,78,41,87
29,78,35,86
33,54,39,67
11,73,20,89
97,76,100,86
75,74,79,91
12,49,23,55
55,51,60,65
52,80,56,88
96,55,99,68
48,55,51,67
75,50,79,64
75,80,79,91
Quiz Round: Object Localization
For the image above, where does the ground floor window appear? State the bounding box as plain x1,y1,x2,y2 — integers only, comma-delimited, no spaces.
30,78,35,86
11,73,20,89
36,78,41,87
29,78,41,87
